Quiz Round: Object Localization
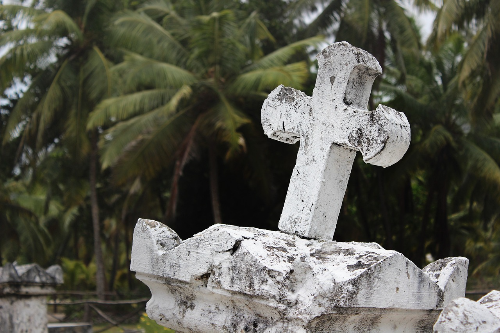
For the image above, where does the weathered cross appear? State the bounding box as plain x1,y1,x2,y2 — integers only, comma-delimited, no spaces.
261,42,411,241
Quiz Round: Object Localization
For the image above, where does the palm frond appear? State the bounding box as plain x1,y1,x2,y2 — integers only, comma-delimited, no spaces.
88,88,179,128
230,62,309,94
35,59,72,147
245,36,324,72
0,5,43,21
343,0,371,44
0,28,38,49
111,11,188,64
238,11,275,60
2,72,50,144
112,51,197,92
33,10,83,41
305,0,343,36
200,94,250,159
458,25,487,85
100,86,192,168
383,0,420,52
0,40,54,89
435,0,462,42
83,46,113,103
461,139,500,192
111,109,193,183
189,10,244,78
64,67,90,160
417,124,455,156
83,0,98,28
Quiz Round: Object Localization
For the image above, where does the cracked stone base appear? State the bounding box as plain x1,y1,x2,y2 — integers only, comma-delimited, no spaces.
131,219,468,332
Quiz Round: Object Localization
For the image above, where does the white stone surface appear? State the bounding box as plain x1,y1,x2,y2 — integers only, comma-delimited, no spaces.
0,296,50,333
131,219,469,332
422,257,469,307
0,262,63,333
433,297,500,333
261,41,411,240
479,290,500,318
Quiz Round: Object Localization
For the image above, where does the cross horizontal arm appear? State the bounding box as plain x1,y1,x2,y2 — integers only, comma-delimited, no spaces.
261,85,312,144
329,104,411,168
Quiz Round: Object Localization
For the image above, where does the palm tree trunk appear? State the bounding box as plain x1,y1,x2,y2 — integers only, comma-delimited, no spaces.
209,141,222,224
90,129,106,300
353,163,372,241
435,179,450,259
108,229,120,292
417,181,436,267
163,122,198,225
377,169,393,248
124,218,133,290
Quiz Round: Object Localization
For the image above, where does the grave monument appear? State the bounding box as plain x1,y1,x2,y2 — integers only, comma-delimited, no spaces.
0,262,63,333
130,42,469,332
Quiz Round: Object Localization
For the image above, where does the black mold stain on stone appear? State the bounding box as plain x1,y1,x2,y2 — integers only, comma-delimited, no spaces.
276,86,297,104
343,96,353,106
330,76,336,85
195,272,211,288
229,239,242,255
347,260,373,271
348,128,363,147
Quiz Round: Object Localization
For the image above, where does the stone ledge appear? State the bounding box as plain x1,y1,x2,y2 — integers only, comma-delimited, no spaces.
131,219,468,332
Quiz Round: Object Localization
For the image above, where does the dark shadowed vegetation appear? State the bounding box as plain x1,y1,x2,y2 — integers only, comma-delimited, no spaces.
1,0,500,299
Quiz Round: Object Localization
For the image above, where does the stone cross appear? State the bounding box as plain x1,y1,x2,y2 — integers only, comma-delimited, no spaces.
261,42,411,241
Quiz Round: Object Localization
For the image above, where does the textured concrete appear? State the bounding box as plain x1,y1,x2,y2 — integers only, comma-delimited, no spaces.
261,42,411,240
131,219,468,332
434,293,500,332
422,258,469,307
0,263,63,333
479,290,500,318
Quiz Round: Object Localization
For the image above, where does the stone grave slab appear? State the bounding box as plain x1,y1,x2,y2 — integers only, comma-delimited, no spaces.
433,291,500,332
132,219,468,332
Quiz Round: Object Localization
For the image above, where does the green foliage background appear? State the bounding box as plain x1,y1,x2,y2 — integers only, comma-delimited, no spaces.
1,0,500,297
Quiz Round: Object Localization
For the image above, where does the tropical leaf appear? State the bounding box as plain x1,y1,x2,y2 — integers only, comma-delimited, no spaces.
245,36,324,72
0,5,43,21
99,86,192,169
200,94,250,159
83,46,113,103
112,51,197,92
111,109,193,182
305,0,343,36
461,140,500,198
0,28,38,48
111,11,188,63
230,62,309,94
33,10,83,41
88,88,178,128
417,125,456,157
35,60,72,147
0,40,54,89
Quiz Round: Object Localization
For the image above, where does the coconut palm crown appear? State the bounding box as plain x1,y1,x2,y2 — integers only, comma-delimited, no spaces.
87,0,323,224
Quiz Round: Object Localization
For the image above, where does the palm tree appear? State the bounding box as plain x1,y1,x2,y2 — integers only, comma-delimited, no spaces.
0,0,124,299
291,0,422,83
430,0,500,127
381,33,500,263
0,179,49,264
87,0,323,227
